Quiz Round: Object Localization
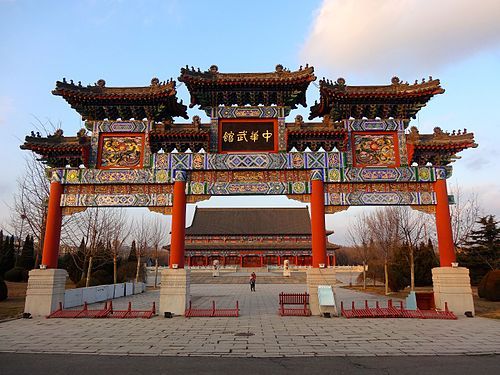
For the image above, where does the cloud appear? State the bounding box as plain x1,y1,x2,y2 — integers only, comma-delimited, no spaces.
301,0,500,79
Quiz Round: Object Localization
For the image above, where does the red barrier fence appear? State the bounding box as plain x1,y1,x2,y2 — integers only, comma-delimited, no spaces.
341,300,457,320
185,300,239,318
279,292,311,316
47,301,156,319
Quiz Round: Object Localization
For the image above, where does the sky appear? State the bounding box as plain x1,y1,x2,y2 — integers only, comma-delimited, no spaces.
1,0,499,245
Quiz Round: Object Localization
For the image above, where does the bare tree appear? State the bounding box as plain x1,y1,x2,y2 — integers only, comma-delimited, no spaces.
348,213,372,289
149,214,166,288
394,207,428,291
365,208,400,295
133,214,152,283
62,207,115,286
108,209,131,284
449,183,481,249
10,155,58,267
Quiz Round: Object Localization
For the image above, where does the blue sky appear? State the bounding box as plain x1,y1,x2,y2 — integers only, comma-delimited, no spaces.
1,0,499,244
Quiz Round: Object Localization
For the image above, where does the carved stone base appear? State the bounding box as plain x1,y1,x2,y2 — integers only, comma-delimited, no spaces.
24,269,68,317
283,269,291,277
306,268,337,316
159,268,190,317
432,267,475,317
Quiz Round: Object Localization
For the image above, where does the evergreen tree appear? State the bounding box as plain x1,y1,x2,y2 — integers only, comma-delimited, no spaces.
0,229,4,257
61,238,86,284
459,215,500,284
127,240,137,262
16,235,35,271
388,244,410,292
414,239,439,286
0,236,15,277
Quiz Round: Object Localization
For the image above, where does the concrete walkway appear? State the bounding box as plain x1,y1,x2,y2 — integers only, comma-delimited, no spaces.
0,284,498,357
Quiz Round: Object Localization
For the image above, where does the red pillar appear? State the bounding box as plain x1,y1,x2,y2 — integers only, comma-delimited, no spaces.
240,256,243,268
277,256,281,266
327,255,331,267
41,180,63,269
170,171,186,268
260,255,263,267
311,170,327,268
294,255,298,266
435,178,456,267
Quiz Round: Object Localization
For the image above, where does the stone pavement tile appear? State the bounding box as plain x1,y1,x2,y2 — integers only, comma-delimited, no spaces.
1,283,499,358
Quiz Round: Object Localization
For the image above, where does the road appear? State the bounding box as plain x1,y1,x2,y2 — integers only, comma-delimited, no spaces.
1,353,499,374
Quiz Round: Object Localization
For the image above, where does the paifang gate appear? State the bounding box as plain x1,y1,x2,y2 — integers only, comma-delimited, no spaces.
21,64,477,316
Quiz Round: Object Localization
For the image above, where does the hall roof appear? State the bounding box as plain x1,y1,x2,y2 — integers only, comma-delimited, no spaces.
185,207,316,236
52,78,188,121
178,64,316,109
309,76,445,121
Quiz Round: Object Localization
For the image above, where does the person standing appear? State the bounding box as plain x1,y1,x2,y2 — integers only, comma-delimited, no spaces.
250,272,256,292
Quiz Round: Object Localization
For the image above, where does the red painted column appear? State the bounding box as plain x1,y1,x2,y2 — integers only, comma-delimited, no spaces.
295,255,298,266
277,256,281,266
435,177,456,267
240,256,243,267
170,171,186,268
260,255,263,267
41,180,63,269
311,170,327,268
327,255,331,267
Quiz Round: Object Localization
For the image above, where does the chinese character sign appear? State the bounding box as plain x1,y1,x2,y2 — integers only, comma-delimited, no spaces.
219,120,276,152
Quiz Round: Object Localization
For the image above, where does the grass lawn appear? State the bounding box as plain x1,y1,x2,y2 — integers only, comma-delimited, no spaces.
0,281,27,320
0,280,76,321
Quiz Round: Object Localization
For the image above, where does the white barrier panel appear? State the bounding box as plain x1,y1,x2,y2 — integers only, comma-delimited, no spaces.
105,285,114,300
64,288,83,308
82,286,97,304
114,283,125,298
125,282,134,296
94,286,107,303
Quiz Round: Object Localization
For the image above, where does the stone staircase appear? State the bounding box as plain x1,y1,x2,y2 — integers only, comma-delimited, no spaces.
190,271,307,284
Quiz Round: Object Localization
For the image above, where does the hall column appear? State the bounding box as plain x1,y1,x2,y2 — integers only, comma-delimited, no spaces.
42,175,64,269
432,171,474,316
25,172,67,317
306,169,336,316
160,170,190,316
170,170,187,268
310,170,327,268
434,177,456,267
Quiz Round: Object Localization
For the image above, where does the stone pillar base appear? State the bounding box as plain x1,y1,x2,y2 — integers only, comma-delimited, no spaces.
283,269,291,277
212,269,220,277
306,268,337,316
159,268,190,317
432,267,475,317
24,269,68,317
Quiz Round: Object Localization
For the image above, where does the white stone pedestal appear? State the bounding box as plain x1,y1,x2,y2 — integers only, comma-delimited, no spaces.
24,269,68,317
212,269,220,277
432,267,475,317
159,268,190,317
306,268,337,316
283,269,291,277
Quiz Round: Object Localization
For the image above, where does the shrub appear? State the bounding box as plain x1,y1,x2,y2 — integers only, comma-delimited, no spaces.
92,269,113,285
3,267,27,282
0,278,7,301
117,261,146,283
478,269,500,302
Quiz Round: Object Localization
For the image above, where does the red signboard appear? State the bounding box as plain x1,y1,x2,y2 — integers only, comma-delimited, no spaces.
219,119,278,153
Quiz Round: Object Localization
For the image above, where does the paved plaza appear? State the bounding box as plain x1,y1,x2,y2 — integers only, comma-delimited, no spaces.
0,281,499,358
